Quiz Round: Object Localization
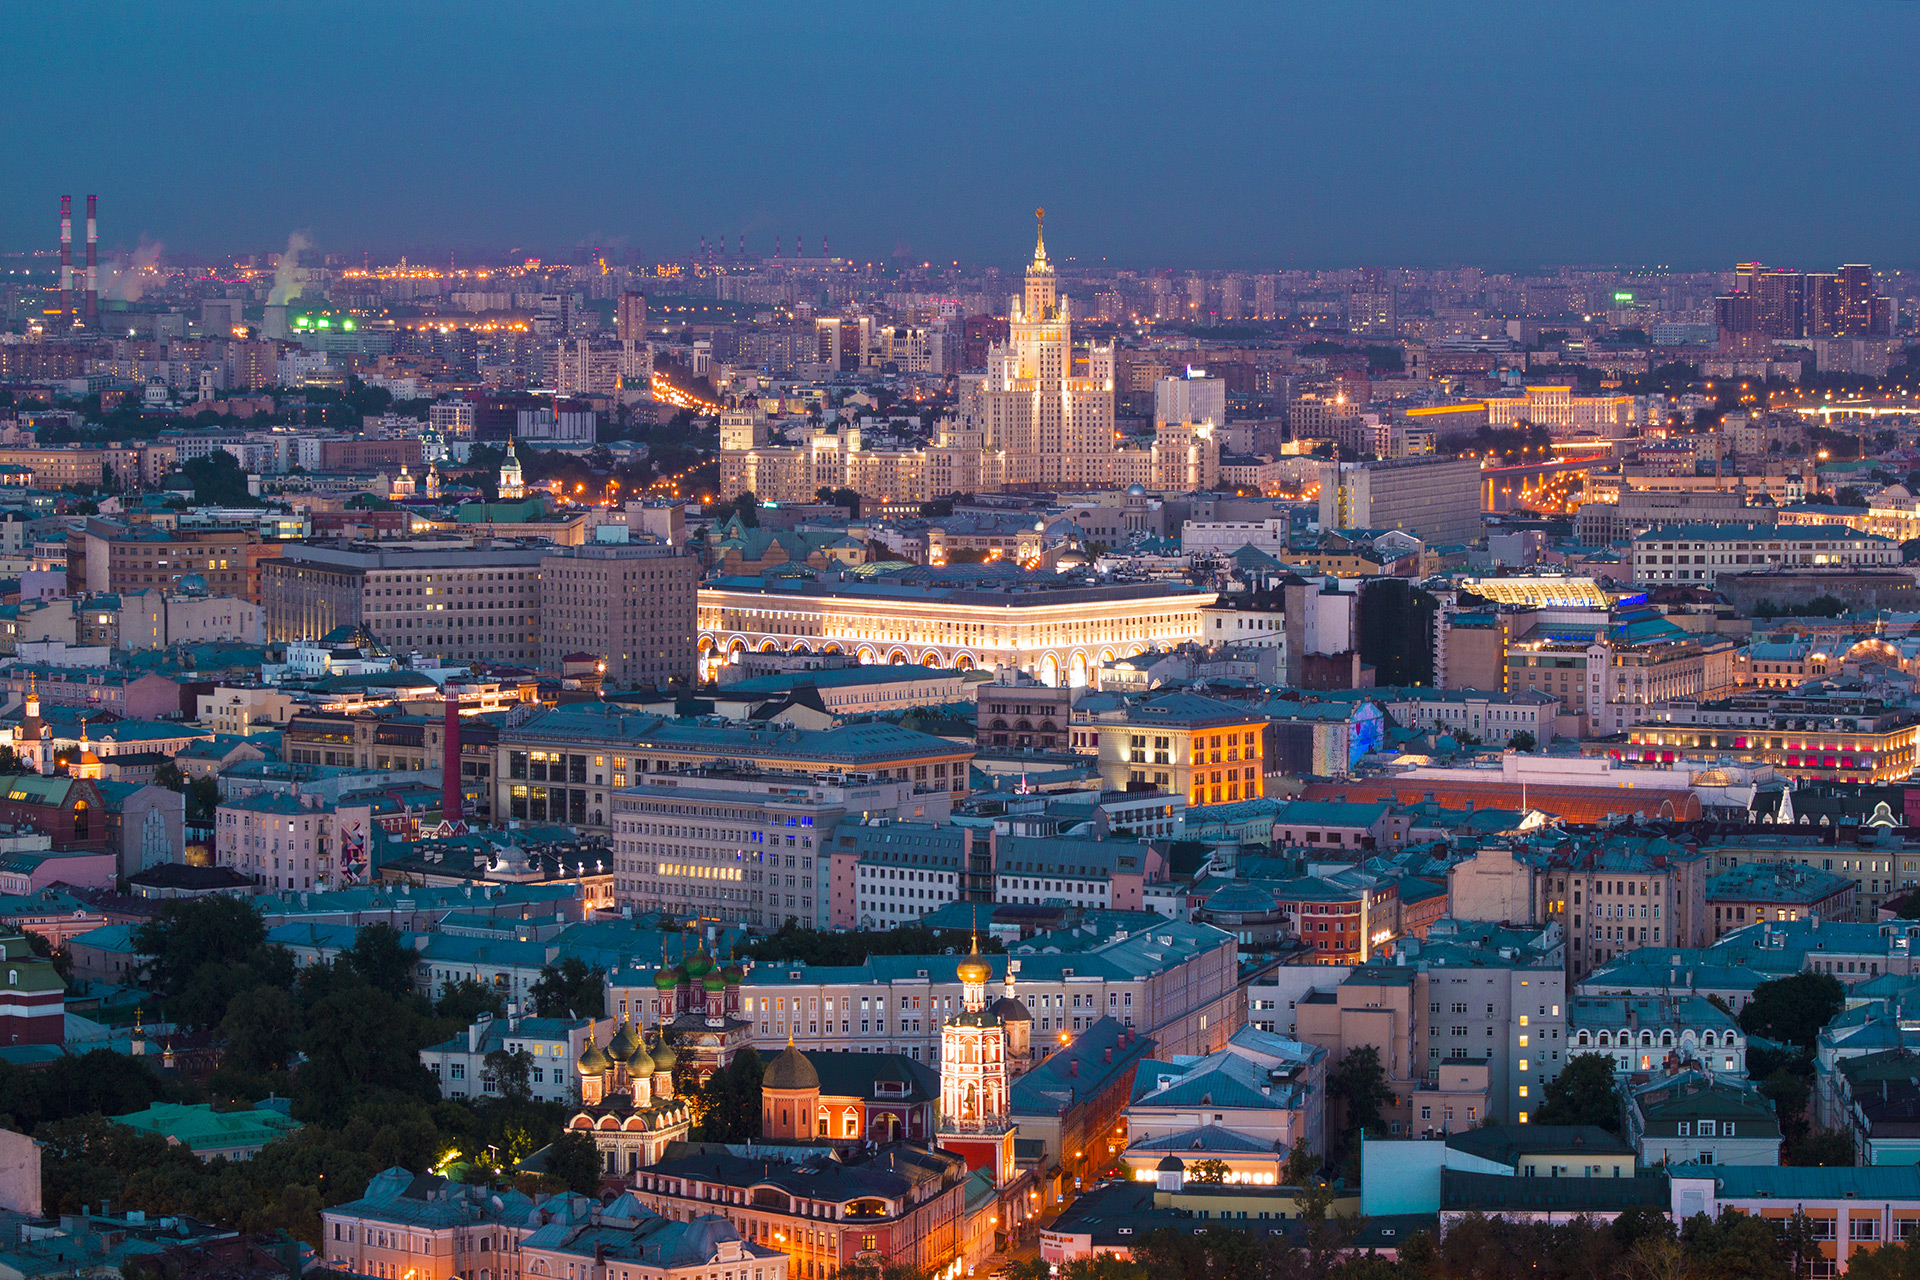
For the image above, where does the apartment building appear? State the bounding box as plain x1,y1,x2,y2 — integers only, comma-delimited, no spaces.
497,704,973,838
68,518,279,603
831,819,970,931
989,832,1157,913
734,920,1240,1066
1631,522,1897,586
321,1168,565,1280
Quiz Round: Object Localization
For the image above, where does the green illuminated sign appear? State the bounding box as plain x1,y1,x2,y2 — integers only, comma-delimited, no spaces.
1613,292,1634,303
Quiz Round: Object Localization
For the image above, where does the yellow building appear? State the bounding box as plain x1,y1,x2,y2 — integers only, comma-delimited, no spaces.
1091,691,1265,809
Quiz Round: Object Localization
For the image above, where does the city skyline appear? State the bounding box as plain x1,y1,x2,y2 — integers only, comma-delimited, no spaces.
6,1,1920,268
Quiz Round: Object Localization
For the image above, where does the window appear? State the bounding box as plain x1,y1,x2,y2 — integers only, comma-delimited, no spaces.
1852,1219,1882,1242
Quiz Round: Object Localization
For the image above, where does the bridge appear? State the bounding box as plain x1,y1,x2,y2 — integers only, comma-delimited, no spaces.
1480,452,1611,514
1791,399,1920,421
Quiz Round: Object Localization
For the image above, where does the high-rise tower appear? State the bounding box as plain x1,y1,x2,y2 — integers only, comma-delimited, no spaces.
981,210,1116,489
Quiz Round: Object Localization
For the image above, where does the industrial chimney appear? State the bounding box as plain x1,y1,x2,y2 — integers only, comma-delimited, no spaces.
441,686,463,822
58,196,72,324
84,195,98,328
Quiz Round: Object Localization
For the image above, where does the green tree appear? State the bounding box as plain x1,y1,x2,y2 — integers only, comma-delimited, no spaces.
1508,730,1537,753
217,984,298,1076
1759,1066,1812,1142
529,957,604,1018
484,1048,533,1103
545,1130,603,1196
435,978,506,1024
182,451,262,506
1533,1052,1622,1132
133,896,269,1009
185,775,221,821
1188,1158,1231,1183
1848,1235,1920,1280
1681,1206,1799,1280
1328,1045,1393,1156
1804,594,1848,618
292,987,441,1121
692,1045,763,1142
347,923,418,998
0,1050,168,1132
1740,971,1844,1049
151,759,186,791
1783,1126,1856,1166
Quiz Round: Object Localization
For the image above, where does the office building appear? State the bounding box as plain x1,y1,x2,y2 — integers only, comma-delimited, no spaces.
261,541,548,663
1089,691,1267,809
612,767,937,929
539,539,698,686
617,289,648,341
1318,455,1484,547
1154,370,1226,428
321,1168,555,1280
67,518,280,604
1623,687,1920,787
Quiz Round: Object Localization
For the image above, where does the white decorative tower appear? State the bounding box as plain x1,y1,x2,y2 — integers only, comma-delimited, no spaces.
935,934,1017,1187
499,439,526,500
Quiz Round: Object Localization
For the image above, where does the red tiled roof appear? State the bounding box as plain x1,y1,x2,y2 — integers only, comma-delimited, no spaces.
1301,779,1700,825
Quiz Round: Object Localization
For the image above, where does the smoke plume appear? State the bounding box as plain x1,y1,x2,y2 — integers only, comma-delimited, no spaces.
102,237,165,302
268,231,313,305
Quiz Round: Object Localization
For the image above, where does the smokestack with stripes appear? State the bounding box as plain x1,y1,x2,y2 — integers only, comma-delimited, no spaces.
84,196,98,328
58,196,72,324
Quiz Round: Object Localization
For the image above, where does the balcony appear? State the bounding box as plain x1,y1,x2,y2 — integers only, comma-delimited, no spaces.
937,1113,1014,1136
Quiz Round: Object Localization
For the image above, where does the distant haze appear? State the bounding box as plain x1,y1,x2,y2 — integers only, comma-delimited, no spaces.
3,0,1917,269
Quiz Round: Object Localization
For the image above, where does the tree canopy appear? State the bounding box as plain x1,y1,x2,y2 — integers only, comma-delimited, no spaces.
1533,1052,1622,1132
1739,971,1844,1049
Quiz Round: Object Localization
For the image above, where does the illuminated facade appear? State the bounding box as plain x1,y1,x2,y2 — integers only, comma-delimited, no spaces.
1623,690,1920,786
1092,691,1267,810
1631,522,1898,586
698,568,1214,687
982,211,1117,489
935,944,1019,1188
1457,575,1611,609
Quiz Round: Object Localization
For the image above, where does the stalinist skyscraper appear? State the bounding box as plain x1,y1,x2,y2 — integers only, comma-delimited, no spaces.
982,210,1116,488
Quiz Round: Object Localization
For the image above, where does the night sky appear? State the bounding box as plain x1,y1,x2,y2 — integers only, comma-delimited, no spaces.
5,0,1918,268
